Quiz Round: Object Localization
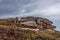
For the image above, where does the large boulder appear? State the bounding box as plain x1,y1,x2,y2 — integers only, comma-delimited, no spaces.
20,21,37,28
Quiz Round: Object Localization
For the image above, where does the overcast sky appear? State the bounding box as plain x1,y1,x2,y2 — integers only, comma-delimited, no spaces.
0,0,60,31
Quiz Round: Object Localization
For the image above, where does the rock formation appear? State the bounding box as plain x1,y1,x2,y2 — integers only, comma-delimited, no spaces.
20,16,56,30
0,16,56,30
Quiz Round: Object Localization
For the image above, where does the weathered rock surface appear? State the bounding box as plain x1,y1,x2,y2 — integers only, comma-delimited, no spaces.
20,16,56,30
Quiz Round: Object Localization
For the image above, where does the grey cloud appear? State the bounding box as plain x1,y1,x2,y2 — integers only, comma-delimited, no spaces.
0,0,35,17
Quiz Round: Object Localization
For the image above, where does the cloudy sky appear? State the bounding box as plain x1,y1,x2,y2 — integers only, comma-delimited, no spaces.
0,0,60,31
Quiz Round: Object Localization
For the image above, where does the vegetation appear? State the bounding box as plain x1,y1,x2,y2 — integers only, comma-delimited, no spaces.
0,26,60,40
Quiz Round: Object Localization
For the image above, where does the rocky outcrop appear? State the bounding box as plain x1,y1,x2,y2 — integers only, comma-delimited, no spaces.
20,16,56,30
0,16,56,30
